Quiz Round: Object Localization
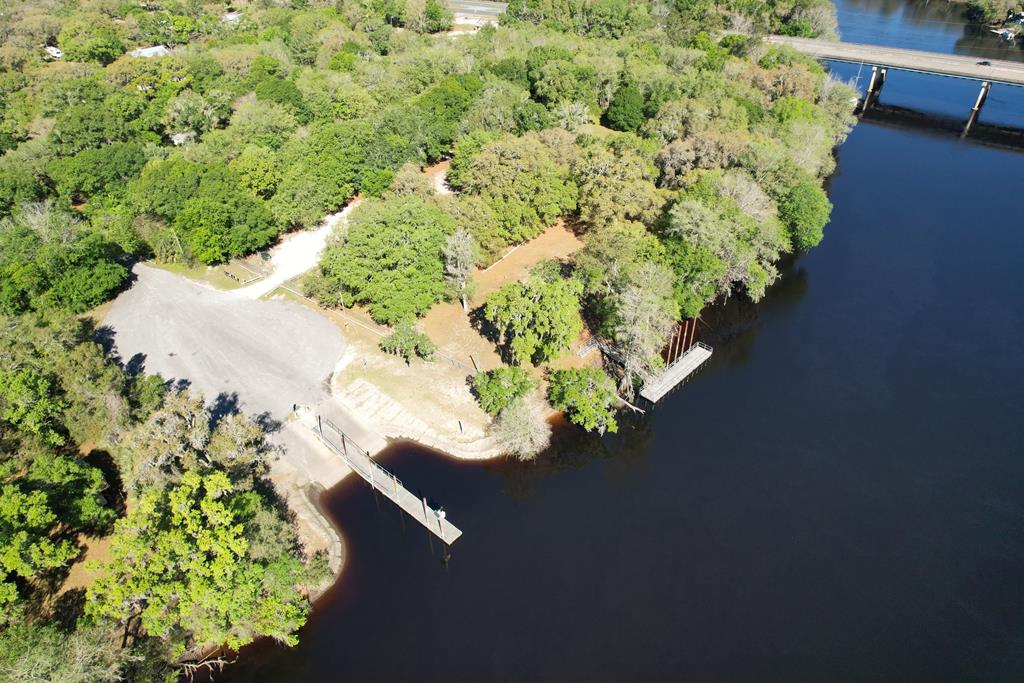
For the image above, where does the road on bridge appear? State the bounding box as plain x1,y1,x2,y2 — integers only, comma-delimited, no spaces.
446,0,506,20
767,35,1024,87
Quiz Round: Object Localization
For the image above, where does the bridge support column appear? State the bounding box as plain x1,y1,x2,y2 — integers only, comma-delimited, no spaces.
861,66,888,113
962,81,991,138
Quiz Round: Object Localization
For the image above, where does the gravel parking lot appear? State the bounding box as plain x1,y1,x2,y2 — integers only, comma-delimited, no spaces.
103,264,344,419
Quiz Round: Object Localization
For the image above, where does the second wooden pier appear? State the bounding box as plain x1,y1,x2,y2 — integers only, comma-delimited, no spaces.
640,342,713,404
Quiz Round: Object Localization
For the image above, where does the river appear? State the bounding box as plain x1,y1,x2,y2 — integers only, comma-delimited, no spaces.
229,3,1024,681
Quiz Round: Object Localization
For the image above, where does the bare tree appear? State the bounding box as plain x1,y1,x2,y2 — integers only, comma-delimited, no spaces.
610,262,677,399
443,227,477,312
492,397,552,461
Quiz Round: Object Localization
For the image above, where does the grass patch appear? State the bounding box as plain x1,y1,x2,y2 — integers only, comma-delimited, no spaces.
151,261,248,290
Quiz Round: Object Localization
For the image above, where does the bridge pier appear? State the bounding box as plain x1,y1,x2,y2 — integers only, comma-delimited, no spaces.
962,81,991,138
861,66,887,113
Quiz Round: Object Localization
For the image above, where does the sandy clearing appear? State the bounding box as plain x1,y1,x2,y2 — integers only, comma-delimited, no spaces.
423,160,454,196
474,220,584,302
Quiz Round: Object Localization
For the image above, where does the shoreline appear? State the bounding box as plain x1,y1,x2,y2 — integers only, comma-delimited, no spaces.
272,400,506,602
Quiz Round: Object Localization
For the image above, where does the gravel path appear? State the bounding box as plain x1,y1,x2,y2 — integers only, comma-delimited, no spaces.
103,264,344,419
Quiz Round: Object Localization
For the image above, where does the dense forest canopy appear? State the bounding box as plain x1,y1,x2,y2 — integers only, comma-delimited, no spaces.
0,0,855,676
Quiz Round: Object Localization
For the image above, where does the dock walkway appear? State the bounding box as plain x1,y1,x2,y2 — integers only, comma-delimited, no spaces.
640,342,713,404
313,417,463,544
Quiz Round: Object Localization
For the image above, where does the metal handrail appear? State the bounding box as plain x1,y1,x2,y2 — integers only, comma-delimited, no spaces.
319,417,403,493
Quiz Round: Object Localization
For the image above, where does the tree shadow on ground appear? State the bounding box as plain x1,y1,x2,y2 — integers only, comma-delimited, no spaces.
50,588,87,632
92,323,118,358
84,448,127,517
125,352,148,377
253,411,283,434
209,391,241,429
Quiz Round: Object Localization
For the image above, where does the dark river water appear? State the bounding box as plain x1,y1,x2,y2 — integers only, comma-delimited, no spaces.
229,4,1024,681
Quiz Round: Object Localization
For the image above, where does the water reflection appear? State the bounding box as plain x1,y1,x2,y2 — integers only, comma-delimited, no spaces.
835,0,1024,60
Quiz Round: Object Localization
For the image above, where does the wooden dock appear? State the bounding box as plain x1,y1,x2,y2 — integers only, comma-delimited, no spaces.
640,342,713,403
314,417,463,544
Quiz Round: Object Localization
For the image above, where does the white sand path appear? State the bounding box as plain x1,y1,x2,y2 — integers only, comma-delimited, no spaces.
232,199,362,300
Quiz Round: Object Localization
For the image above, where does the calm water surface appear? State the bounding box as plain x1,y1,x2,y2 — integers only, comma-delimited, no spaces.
231,5,1024,681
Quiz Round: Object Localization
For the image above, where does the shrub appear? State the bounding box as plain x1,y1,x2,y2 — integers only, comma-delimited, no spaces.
472,367,535,415
379,320,436,363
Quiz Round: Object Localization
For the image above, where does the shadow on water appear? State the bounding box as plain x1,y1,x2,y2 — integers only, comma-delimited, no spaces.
861,102,1024,150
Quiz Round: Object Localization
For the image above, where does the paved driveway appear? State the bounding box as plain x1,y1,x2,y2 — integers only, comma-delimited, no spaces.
103,264,344,419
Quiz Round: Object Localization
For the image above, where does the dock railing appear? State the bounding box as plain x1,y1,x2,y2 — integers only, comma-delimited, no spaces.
313,416,463,544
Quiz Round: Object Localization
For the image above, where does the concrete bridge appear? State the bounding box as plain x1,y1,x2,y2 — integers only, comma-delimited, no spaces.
766,35,1024,86
767,35,1024,136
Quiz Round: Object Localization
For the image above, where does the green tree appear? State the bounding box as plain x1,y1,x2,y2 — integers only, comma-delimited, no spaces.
86,470,311,652
129,159,205,221
483,276,583,366
0,483,78,607
255,77,312,124
604,83,645,132
461,133,578,249
48,143,147,202
574,141,664,230
0,204,129,314
778,178,831,250
226,100,299,150
472,367,535,415
0,368,67,447
447,130,499,190
50,101,137,156
547,368,619,434
423,0,455,32
57,15,125,64
315,197,453,323
231,145,282,199
575,221,669,299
